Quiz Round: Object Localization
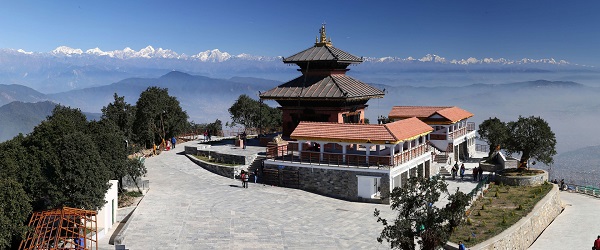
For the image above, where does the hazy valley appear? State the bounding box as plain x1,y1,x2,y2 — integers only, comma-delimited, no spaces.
1,48,599,188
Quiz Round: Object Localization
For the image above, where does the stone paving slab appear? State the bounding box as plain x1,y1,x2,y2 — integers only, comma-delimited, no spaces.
529,191,600,250
113,140,395,249
99,140,496,250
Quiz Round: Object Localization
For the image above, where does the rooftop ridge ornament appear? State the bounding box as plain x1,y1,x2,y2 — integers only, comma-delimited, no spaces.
315,23,333,47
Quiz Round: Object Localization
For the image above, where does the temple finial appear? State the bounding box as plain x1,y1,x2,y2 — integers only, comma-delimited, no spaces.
315,23,333,47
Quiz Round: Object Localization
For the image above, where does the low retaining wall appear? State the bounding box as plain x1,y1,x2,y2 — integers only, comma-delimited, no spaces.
471,185,563,250
496,170,548,186
184,145,252,165
186,154,241,179
479,161,503,172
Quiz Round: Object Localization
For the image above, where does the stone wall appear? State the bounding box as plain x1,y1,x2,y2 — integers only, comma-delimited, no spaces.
186,154,240,179
471,185,563,250
264,164,389,204
184,145,252,165
496,170,548,186
498,152,519,169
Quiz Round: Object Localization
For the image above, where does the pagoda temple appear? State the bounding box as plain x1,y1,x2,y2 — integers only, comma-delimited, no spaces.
260,24,385,137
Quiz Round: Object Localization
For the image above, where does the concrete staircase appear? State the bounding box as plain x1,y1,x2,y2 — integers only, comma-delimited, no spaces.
438,165,451,176
434,154,449,164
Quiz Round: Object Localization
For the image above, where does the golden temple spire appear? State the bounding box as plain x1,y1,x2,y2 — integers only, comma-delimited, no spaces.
315,23,333,47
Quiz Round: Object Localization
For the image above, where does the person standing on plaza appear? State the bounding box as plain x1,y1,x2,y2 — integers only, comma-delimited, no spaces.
241,131,247,149
253,168,258,183
171,136,176,149
593,235,600,250
452,162,458,180
458,241,466,250
478,167,483,181
240,170,247,188
460,163,465,181
243,170,249,188
473,166,478,181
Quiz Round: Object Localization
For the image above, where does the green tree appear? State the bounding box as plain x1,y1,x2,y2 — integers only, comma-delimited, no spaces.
206,119,223,136
88,120,130,191
124,158,148,192
0,179,31,249
101,93,136,140
374,176,470,250
260,101,282,133
478,117,509,158
24,106,111,210
133,87,188,148
229,94,259,131
229,94,282,133
505,116,557,168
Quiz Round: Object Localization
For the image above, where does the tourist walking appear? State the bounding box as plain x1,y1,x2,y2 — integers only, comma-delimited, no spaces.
478,167,483,181
203,130,208,141
452,163,458,180
472,167,478,181
243,170,249,188
253,168,258,183
460,163,465,181
458,241,466,250
240,170,247,188
171,136,176,149
593,235,600,250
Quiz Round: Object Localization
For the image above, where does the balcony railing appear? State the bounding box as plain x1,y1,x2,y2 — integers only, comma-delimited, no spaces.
266,143,430,169
430,122,476,141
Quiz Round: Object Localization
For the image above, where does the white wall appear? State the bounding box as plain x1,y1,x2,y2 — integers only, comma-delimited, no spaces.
97,180,118,236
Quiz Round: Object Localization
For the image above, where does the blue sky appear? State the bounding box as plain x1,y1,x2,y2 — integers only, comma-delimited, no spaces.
1,1,599,66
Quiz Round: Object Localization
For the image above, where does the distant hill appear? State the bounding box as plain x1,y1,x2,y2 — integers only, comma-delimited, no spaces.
49,71,279,123
0,101,56,141
0,101,102,142
0,84,49,106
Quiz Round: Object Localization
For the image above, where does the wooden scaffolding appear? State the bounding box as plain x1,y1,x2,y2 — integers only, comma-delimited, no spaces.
19,207,98,250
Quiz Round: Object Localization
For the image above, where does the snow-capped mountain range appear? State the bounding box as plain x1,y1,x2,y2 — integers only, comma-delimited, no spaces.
0,45,595,94
11,45,574,66
43,45,273,62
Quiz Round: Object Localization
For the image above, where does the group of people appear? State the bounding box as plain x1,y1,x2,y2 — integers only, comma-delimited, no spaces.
152,137,177,155
451,162,483,182
551,179,568,191
239,168,259,188
451,163,466,180
202,130,212,141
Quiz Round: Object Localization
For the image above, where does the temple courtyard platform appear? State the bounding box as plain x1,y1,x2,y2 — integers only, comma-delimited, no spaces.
98,139,597,250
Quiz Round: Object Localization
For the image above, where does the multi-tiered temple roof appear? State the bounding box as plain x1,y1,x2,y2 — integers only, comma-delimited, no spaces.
260,24,384,102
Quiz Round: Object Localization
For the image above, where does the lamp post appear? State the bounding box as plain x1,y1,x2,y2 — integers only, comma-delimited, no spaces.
258,91,262,138
160,110,166,147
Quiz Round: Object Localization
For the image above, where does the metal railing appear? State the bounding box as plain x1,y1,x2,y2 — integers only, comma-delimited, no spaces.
475,144,490,153
566,183,600,198
265,143,430,169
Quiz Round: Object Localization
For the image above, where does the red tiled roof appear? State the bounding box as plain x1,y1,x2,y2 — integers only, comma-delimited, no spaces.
436,107,474,123
290,117,432,144
388,106,473,123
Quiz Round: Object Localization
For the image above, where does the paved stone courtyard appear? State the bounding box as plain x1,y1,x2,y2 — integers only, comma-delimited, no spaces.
112,140,397,249
96,138,600,249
